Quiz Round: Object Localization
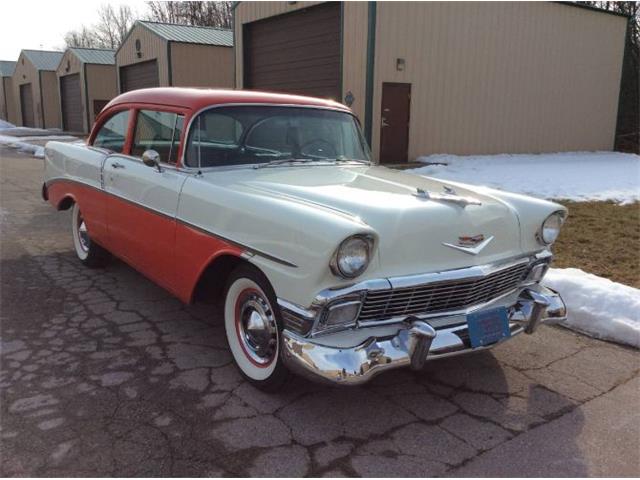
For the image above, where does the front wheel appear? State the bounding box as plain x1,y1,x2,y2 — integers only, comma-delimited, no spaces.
71,203,110,268
223,264,289,391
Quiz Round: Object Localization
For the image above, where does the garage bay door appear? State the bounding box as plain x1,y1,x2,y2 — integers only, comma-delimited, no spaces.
244,2,341,100
19,83,34,127
60,74,83,132
120,60,159,93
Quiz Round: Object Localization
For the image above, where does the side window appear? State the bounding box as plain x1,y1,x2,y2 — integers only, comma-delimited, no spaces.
93,110,129,153
186,113,243,168
132,110,185,164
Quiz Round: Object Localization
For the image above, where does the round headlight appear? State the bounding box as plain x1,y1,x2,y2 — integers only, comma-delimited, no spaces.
539,212,564,245
331,235,372,278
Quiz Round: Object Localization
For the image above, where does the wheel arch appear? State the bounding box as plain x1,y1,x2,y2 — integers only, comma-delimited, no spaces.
191,252,263,304
56,193,76,211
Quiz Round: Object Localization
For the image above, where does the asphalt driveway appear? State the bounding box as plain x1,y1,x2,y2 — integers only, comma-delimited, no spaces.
1,145,638,477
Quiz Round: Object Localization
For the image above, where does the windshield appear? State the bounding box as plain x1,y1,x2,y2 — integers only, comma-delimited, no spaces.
185,106,371,168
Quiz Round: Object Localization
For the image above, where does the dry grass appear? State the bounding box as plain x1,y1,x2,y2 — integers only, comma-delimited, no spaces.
552,201,640,288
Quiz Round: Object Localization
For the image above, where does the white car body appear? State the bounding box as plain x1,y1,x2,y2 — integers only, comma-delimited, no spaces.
43,88,568,387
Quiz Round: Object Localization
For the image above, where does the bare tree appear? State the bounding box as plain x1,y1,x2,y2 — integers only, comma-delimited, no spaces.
146,1,233,29
64,4,136,49
63,26,99,49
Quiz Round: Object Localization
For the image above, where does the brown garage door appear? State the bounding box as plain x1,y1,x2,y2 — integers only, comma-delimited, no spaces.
244,2,341,100
120,60,159,93
19,83,34,127
60,74,83,132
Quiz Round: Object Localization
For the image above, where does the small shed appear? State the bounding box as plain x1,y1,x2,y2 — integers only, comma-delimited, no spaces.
57,48,117,133
12,50,64,128
0,61,17,124
116,20,234,93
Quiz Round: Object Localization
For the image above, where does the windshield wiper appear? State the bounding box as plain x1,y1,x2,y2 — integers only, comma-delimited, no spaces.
254,158,318,169
334,156,371,165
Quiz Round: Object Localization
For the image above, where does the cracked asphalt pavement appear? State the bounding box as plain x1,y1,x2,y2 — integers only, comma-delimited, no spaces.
1,145,639,477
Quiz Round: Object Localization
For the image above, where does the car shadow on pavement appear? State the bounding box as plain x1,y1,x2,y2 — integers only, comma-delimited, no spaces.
0,249,591,477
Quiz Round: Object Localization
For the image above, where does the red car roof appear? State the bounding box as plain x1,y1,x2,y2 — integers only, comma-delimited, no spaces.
106,87,351,113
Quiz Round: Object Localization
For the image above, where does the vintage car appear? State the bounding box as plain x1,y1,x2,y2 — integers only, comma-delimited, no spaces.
43,88,567,390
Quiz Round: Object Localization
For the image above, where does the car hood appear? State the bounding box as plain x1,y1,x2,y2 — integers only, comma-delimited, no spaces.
233,165,526,276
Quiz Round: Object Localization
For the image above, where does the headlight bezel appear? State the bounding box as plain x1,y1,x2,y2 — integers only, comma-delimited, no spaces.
537,211,566,246
330,234,374,279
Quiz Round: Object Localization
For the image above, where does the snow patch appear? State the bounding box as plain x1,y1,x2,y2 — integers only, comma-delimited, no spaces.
408,152,640,204
543,268,640,349
0,133,77,159
0,119,15,130
0,136,45,158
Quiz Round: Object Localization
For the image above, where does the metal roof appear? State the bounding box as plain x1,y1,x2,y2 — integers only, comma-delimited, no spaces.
139,21,233,47
69,48,115,65
0,60,16,77
22,50,64,71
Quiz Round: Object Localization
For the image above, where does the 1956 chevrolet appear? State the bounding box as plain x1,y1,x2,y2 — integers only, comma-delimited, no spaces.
43,88,567,390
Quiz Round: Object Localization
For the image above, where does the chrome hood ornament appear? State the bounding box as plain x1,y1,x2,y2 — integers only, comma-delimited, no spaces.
443,234,494,255
413,187,482,208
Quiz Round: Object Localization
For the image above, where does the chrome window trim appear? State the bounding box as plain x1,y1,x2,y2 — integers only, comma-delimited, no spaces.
179,102,369,170
131,109,185,167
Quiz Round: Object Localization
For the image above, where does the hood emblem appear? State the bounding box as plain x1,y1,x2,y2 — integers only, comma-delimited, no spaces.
413,187,482,208
443,235,494,255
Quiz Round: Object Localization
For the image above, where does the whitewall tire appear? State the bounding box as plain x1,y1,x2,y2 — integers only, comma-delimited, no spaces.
71,203,110,268
223,265,289,390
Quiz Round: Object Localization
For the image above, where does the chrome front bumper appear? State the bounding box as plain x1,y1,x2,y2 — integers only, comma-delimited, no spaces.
281,286,566,386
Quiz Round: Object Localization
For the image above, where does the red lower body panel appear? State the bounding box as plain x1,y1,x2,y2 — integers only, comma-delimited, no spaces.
45,179,244,304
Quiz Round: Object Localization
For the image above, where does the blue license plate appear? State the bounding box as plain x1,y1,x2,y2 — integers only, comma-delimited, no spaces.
467,306,510,348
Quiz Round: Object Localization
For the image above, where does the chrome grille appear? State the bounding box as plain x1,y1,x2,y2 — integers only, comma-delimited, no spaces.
358,262,529,322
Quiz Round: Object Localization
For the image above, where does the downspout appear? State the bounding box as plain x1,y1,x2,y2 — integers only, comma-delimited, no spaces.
364,1,376,148
83,63,90,133
38,70,45,128
167,40,173,86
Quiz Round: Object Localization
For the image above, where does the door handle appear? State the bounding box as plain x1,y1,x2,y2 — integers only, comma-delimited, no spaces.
381,119,390,128
111,162,125,169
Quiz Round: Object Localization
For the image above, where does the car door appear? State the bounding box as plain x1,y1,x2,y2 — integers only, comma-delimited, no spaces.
86,108,132,248
104,108,188,292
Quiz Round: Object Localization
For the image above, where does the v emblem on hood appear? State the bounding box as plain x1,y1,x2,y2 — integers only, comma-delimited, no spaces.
443,235,494,255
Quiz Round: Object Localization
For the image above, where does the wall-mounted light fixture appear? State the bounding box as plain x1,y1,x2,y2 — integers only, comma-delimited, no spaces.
344,91,355,107
396,58,405,71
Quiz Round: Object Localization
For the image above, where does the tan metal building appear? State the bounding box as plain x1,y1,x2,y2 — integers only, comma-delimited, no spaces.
234,1,629,163
56,48,117,133
116,20,234,93
0,61,18,124
12,50,64,129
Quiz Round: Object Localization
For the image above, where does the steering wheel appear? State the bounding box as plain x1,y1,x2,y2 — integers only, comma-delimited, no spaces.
299,138,336,158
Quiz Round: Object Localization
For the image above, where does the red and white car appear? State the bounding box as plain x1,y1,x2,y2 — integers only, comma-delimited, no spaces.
43,88,567,391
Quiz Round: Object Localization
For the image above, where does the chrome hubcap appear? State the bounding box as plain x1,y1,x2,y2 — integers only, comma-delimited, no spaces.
238,293,277,365
77,212,90,252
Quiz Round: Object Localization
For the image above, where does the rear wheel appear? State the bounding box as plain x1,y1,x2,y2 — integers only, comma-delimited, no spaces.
71,203,110,268
223,264,289,391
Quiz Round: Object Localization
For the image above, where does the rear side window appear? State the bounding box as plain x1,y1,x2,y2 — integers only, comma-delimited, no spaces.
93,110,129,153
132,110,184,164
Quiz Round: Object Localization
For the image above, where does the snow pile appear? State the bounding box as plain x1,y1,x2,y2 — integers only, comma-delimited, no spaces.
543,268,640,348
0,132,77,158
409,152,640,204
0,119,15,129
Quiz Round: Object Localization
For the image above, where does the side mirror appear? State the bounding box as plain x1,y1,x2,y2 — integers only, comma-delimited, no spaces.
142,149,161,172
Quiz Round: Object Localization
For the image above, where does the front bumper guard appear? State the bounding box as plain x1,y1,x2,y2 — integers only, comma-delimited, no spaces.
281,286,566,386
